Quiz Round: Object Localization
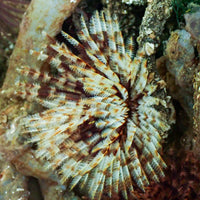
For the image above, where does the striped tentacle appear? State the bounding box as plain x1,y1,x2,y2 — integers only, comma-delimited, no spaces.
89,11,105,52
61,31,120,84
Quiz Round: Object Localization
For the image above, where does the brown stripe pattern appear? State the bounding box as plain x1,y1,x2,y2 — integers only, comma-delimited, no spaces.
15,10,172,200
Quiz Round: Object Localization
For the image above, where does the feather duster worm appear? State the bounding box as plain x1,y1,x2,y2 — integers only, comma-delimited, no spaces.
14,10,174,199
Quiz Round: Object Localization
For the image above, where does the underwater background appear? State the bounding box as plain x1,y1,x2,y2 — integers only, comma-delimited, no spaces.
0,0,200,199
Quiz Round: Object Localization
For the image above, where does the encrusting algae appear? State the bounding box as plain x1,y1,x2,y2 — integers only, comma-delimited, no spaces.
157,4,200,153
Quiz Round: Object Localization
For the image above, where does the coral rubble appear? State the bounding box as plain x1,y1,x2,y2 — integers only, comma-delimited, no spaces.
157,5,200,154
165,29,196,118
137,0,172,54
0,160,29,200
